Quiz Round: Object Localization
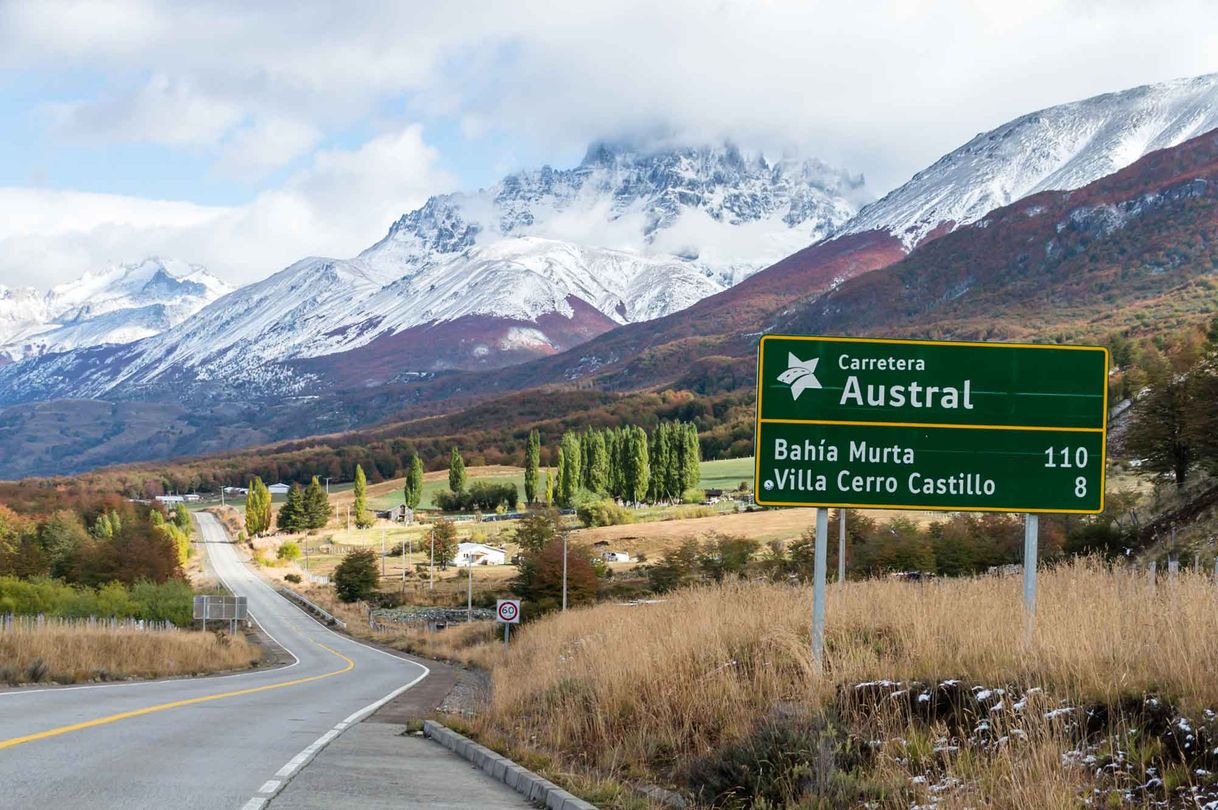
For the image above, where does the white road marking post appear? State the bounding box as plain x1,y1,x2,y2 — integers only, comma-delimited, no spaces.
812,507,828,665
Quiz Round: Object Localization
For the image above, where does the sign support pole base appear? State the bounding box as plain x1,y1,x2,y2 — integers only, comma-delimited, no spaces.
812,507,828,666
1023,512,1038,636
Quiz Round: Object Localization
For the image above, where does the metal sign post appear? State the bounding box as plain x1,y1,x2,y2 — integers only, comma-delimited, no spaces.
1023,513,1038,633
812,508,828,663
496,599,521,648
754,335,1109,666
838,509,846,584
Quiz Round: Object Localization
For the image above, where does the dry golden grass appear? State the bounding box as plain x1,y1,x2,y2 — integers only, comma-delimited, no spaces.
293,586,506,669
479,559,1218,781
569,507,938,557
0,622,259,684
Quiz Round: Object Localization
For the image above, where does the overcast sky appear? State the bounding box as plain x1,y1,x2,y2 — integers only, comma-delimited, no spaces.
2,0,1217,289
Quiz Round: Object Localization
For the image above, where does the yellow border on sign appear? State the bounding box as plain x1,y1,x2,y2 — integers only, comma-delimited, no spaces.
753,334,1110,515
760,417,1104,434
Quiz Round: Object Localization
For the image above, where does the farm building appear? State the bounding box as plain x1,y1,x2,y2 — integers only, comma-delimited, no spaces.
456,543,507,567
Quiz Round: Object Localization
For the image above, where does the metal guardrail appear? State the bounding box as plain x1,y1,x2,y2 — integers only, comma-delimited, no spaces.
279,587,347,629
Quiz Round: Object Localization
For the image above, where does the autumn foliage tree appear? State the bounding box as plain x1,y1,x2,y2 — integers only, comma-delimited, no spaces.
512,538,598,612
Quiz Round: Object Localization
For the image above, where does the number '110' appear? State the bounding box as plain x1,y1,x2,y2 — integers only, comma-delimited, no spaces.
1044,447,1089,468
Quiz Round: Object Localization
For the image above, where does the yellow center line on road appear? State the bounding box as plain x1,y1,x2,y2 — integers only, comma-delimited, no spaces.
0,642,355,751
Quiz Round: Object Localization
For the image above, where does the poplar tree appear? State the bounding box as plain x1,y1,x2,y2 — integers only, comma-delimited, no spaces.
626,426,650,504
448,447,467,493
559,432,582,507
245,477,271,537
244,480,261,537
555,447,567,507
353,464,374,529
544,468,554,506
404,454,424,510
586,431,609,494
681,423,702,494
649,423,672,502
524,430,540,504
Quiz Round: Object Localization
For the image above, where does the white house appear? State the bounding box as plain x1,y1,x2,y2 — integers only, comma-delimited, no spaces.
267,483,291,495
456,543,507,567
155,495,185,504
601,551,632,563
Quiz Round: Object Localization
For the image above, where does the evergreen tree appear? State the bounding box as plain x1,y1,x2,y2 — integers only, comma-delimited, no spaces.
403,454,424,510
448,447,467,493
586,431,609,494
303,476,333,529
277,483,306,532
334,548,379,602
353,464,374,529
524,430,540,504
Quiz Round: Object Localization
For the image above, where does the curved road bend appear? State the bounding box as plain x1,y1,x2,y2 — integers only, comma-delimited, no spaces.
0,512,428,810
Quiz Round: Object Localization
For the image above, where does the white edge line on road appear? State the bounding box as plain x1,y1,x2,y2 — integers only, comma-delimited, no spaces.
214,510,432,809
0,526,304,700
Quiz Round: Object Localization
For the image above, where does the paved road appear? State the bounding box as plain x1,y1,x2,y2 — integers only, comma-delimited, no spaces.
0,513,430,810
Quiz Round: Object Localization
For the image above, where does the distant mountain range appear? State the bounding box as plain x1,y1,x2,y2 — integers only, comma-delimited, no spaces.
0,258,230,363
4,73,1218,478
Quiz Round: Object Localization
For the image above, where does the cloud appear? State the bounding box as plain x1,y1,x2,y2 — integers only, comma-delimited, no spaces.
214,117,322,179
0,125,452,287
2,0,1218,286
45,73,244,145
8,0,1218,193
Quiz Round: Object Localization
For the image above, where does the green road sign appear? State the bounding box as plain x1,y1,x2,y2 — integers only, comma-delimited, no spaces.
754,336,1109,513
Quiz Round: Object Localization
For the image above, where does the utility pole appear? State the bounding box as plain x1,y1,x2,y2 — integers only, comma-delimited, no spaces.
401,536,407,583
562,530,569,611
324,477,332,495
467,560,473,623
430,533,435,591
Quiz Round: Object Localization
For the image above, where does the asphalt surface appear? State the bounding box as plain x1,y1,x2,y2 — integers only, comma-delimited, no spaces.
0,512,432,810
268,723,531,809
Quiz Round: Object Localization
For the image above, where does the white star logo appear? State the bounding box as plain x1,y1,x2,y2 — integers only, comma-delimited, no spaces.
778,353,822,400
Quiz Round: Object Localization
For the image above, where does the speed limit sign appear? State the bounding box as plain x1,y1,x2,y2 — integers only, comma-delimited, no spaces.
496,599,521,624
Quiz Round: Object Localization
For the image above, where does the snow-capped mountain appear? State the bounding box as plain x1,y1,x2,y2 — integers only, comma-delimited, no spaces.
0,258,232,361
374,142,866,287
0,144,864,400
844,73,1218,246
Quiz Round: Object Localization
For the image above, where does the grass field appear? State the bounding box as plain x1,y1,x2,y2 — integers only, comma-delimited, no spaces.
0,620,259,685
698,456,755,491
474,560,1218,808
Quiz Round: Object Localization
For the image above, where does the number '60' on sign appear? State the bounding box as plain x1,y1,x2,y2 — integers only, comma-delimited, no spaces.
496,599,521,624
